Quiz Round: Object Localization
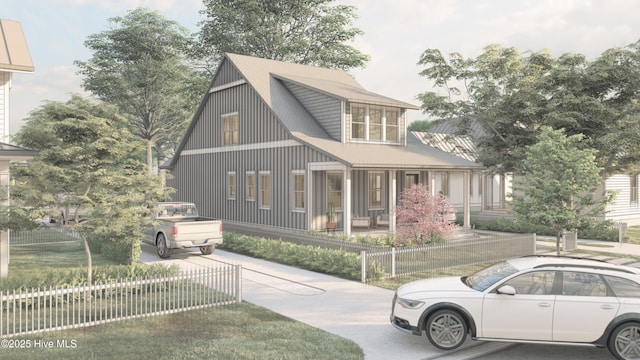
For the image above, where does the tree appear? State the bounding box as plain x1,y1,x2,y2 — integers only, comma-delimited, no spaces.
394,184,456,246
12,96,168,283
509,127,613,255
75,8,203,175
407,120,435,132
416,41,640,176
192,0,370,73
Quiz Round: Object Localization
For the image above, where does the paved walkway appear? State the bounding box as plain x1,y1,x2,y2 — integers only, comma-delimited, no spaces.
140,239,640,360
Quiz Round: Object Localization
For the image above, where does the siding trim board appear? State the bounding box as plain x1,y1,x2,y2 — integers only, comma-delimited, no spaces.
209,79,247,93
181,139,302,156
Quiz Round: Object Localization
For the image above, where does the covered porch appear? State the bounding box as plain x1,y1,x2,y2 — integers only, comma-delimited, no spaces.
306,162,474,236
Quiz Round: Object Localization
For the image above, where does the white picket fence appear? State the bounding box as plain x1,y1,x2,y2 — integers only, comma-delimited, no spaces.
0,265,242,338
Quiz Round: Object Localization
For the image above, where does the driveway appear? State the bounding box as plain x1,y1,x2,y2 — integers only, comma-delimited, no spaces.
139,243,511,360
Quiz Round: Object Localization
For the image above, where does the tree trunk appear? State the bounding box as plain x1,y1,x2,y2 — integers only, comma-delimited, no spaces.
146,140,153,176
556,231,562,256
79,230,92,286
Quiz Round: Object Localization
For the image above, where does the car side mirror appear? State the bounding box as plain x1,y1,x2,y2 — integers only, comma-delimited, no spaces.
497,285,516,295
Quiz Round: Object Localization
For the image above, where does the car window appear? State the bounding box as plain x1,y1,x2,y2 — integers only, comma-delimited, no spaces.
605,275,640,298
563,271,607,297
465,261,519,291
503,271,555,295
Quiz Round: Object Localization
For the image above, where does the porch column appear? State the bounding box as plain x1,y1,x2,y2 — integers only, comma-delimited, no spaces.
388,170,396,234
428,170,436,194
343,168,351,236
463,170,471,228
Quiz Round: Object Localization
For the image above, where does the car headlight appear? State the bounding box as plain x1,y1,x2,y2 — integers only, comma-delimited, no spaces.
396,297,425,309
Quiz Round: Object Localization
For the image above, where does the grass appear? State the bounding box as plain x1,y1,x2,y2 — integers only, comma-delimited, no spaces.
625,226,640,244
2,229,364,360
0,302,363,360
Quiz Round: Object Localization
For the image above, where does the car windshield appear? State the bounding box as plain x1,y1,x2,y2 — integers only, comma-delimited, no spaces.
464,261,519,291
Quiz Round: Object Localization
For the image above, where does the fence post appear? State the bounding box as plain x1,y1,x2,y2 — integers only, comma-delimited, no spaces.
235,264,243,303
391,247,396,278
361,250,366,283
532,233,537,254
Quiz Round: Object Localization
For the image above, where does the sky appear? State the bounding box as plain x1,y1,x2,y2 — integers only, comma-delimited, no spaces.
3,0,640,137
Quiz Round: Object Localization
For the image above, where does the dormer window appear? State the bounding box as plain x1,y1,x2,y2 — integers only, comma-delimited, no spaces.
349,104,400,143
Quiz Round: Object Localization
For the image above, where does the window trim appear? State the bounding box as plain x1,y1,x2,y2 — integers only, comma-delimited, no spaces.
259,171,271,210
368,171,385,210
227,171,236,200
291,170,305,212
246,171,256,202
349,104,401,144
222,112,239,145
326,171,343,211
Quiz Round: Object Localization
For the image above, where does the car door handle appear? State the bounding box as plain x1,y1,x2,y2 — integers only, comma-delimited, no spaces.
538,302,552,308
601,305,615,310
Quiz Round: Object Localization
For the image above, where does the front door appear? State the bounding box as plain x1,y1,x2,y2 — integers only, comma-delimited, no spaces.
405,173,419,190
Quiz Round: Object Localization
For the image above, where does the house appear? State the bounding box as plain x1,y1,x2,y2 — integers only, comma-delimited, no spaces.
413,118,512,214
424,117,640,227
0,19,37,278
163,54,483,236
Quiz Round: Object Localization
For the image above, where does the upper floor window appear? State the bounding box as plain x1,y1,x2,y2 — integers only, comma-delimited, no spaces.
350,105,400,143
223,112,239,145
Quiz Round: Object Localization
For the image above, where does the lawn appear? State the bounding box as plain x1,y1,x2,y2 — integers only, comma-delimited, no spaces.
2,228,365,360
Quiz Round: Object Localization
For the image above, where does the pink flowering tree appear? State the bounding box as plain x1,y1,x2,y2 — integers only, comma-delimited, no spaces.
394,184,456,246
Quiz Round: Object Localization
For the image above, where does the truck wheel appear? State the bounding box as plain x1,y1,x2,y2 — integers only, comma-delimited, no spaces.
156,233,172,259
200,246,215,255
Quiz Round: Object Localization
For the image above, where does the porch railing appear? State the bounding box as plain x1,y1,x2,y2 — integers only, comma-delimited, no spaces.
1,265,242,338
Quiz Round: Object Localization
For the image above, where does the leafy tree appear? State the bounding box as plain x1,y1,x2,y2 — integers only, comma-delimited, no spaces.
416,41,640,175
12,96,168,283
407,120,435,132
509,127,613,254
394,184,456,246
192,0,370,72
75,8,203,175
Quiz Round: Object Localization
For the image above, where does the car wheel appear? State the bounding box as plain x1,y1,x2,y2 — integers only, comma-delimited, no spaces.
156,233,172,259
425,309,468,350
200,245,214,255
609,322,640,360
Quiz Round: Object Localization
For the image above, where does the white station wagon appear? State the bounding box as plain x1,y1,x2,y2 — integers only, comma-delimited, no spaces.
391,256,640,359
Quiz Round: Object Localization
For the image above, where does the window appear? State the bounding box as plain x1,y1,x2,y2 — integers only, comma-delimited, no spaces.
504,271,555,295
350,105,401,143
605,275,640,298
327,172,343,210
368,172,385,209
632,174,638,204
259,171,271,209
385,109,398,142
369,108,382,141
222,113,239,145
246,171,256,201
562,272,606,297
351,106,366,140
292,171,305,211
227,171,236,200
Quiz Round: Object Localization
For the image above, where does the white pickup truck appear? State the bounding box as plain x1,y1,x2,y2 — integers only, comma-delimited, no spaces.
143,202,223,259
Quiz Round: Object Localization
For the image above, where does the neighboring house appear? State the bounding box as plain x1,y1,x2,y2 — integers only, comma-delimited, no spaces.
413,118,512,214
425,117,640,227
163,53,483,235
0,19,36,278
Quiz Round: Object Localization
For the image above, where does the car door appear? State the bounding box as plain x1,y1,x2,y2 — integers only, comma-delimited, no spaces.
481,270,556,341
553,271,620,342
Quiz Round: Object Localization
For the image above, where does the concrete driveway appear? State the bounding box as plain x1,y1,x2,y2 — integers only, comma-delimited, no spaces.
139,243,510,360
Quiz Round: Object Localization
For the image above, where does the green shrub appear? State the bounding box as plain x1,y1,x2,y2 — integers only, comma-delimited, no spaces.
220,232,385,281
471,216,619,241
0,263,180,291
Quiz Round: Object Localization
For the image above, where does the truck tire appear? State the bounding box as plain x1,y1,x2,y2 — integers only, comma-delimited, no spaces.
156,233,172,259
200,246,215,255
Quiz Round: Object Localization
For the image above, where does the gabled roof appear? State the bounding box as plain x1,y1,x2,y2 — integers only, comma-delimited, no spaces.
0,19,34,73
166,53,482,170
